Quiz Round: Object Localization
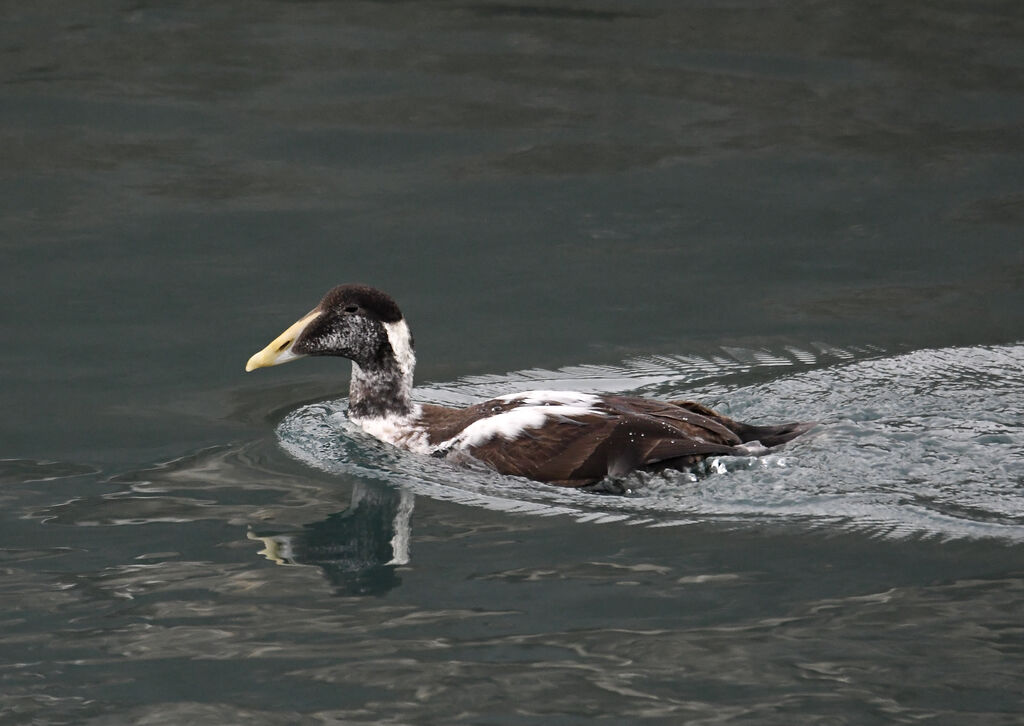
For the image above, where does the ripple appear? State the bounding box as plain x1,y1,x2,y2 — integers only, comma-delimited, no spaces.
0,459,98,485
277,343,1024,541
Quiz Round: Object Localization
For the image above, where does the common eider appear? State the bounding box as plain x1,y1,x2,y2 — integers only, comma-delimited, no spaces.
245,284,811,487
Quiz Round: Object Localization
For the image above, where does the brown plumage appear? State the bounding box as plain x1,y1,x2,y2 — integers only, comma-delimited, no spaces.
246,284,812,488
417,397,810,487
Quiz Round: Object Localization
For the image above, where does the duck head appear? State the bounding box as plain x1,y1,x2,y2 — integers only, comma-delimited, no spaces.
245,284,413,375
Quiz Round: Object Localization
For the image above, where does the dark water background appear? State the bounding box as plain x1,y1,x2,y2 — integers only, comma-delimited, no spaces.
2,2,1023,723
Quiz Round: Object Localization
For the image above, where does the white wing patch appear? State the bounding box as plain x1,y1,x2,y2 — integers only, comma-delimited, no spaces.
496,390,601,407
352,389,604,456
438,396,604,451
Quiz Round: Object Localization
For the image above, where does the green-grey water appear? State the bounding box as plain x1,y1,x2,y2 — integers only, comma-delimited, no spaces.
2,2,1023,723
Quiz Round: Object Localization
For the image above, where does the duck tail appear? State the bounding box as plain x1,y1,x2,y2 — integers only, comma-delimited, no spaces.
668,400,813,448
731,420,814,448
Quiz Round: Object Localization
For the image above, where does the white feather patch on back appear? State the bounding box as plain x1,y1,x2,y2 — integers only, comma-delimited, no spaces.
383,319,416,379
496,390,601,407
438,400,603,451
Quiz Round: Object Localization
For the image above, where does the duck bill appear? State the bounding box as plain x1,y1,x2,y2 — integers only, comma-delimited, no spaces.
245,310,321,372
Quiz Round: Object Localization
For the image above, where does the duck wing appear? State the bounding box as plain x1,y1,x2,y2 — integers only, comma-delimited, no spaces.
423,395,751,487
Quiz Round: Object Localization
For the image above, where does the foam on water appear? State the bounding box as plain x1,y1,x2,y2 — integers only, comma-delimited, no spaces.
277,343,1024,540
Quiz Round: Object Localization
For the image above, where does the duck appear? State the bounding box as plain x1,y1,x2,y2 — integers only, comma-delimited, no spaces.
245,284,811,487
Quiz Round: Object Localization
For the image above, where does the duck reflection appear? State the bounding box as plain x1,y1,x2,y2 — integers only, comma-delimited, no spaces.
249,481,413,596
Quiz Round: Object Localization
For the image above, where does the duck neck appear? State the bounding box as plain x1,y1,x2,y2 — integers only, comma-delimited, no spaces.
347,318,417,421
348,360,414,420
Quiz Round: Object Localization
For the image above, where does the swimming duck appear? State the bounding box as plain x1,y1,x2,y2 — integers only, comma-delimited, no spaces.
245,284,811,487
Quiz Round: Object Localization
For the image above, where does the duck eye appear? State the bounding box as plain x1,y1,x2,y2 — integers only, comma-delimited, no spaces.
343,305,359,314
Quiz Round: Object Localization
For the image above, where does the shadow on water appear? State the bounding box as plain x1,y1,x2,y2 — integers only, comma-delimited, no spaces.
29,440,415,597
248,483,413,597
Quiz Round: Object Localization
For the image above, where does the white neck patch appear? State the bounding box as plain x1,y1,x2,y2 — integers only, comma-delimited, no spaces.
383,319,416,381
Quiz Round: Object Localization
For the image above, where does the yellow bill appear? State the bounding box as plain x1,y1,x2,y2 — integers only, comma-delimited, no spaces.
245,310,321,372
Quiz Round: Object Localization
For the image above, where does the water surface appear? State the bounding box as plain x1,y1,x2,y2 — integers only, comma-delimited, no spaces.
2,1,1023,723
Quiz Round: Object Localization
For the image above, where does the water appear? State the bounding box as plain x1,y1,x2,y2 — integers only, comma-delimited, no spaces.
3,2,1024,723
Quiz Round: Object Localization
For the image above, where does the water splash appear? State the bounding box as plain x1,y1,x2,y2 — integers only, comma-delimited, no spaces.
278,343,1024,540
